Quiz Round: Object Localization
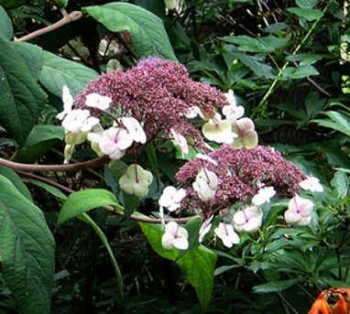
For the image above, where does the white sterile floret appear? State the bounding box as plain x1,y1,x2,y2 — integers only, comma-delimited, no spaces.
159,186,186,212
162,221,189,250
222,90,244,123
119,117,147,144
299,176,324,193
62,109,99,133
202,113,238,144
233,206,263,233
118,164,153,198
99,127,132,159
284,194,313,226
196,153,218,166
215,222,240,248
170,128,189,155
199,216,213,243
184,106,204,119
85,93,112,110
252,186,276,206
57,85,74,120
192,167,218,202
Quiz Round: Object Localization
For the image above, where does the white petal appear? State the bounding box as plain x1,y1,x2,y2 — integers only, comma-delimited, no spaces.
85,93,112,110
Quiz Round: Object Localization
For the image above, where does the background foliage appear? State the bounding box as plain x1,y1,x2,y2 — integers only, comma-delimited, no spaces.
0,0,349,313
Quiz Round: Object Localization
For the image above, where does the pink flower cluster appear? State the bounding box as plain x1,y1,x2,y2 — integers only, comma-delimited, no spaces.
74,57,228,148
176,145,307,213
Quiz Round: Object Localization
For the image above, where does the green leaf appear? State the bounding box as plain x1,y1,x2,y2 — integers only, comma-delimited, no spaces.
281,65,319,79
24,125,64,147
138,217,178,261
39,50,99,97
0,175,55,314
177,246,217,311
79,213,123,299
296,0,318,9
287,7,324,21
0,6,13,39
28,179,67,201
16,125,64,163
314,111,350,137
0,165,32,200
231,52,275,78
0,0,26,9
0,37,46,146
57,189,123,225
13,42,43,80
83,2,176,60
331,171,349,199
253,278,300,293
221,35,289,53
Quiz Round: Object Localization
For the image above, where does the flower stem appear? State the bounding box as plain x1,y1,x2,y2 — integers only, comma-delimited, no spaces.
252,0,335,118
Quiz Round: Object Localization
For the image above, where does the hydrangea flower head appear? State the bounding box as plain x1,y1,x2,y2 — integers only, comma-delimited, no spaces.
74,57,229,151
176,145,307,213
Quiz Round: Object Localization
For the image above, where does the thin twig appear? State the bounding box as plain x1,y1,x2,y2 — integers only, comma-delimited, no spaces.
15,11,83,42
0,155,109,172
18,170,198,224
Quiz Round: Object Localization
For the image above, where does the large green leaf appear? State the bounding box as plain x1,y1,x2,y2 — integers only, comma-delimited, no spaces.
253,278,300,293
83,2,176,60
0,0,25,9
57,188,123,225
0,175,55,314
287,7,323,21
39,50,99,97
221,35,289,53
177,246,217,311
313,111,350,138
138,216,178,261
0,37,46,146
13,42,43,80
231,51,275,78
0,165,32,201
16,125,65,162
0,6,13,39
281,65,319,79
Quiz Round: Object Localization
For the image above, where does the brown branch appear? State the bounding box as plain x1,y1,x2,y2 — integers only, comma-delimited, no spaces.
15,11,83,42
18,170,197,224
0,155,109,172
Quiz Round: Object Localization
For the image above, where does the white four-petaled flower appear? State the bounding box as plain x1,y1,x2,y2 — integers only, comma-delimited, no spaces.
233,206,263,233
215,222,240,248
119,117,147,144
199,216,213,243
222,90,245,123
62,109,99,133
85,93,112,110
192,167,218,202
170,128,189,155
284,194,313,226
299,176,323,193
252,186,276,206
202,114,238,144
162,221,189,250
57,85,74,120
159,186,186,212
